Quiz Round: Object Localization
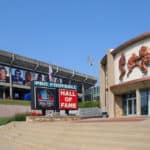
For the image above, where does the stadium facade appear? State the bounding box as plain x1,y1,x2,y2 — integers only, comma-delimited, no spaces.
100,32,150,118
0,50,97,101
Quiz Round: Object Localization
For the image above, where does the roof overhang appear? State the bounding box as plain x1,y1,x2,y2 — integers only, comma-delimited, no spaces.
110,76,150,95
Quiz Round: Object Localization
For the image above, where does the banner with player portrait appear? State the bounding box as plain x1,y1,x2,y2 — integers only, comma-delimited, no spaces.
12,68,24,84
24,71,33,85
0,65,9,82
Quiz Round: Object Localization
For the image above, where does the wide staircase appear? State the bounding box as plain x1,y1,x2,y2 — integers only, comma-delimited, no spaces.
0,118,150,150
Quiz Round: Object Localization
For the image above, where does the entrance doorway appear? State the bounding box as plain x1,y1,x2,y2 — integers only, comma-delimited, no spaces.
126,97,136,116
122,91,136,116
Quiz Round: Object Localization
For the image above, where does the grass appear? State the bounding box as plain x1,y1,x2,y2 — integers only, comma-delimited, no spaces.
0,99,100,108
0,99,31,106
0,100,101,111
0,118,12,125
0,113,29,126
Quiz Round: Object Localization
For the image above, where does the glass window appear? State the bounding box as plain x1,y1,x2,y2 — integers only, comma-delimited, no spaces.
140,90,148,115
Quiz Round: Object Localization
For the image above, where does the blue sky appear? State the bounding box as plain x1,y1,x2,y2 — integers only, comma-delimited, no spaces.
0,0,150,84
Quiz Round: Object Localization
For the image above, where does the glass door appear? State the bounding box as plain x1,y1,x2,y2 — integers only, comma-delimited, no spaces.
127,98,136,116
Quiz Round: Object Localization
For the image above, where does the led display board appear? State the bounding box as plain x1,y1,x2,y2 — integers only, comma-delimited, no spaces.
35,87,57,109
31,81,78,111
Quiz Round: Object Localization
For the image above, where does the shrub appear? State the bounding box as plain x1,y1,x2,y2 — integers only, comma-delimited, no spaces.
14,113,29,121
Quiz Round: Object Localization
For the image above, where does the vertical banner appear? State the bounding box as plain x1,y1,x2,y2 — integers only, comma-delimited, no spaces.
59,89,78,110
24,71,32,85
49,65,53,82
12,68,24,84
0,65,7,82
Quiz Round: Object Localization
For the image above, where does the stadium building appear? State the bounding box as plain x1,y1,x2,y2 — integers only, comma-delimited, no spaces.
100,32,150,118
0,50,97,101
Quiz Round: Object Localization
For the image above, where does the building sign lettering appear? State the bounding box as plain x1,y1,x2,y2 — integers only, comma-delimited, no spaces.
59,89,78,110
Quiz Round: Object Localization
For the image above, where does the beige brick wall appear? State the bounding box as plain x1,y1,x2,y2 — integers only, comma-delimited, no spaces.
107,50,115,118
100,63,106,112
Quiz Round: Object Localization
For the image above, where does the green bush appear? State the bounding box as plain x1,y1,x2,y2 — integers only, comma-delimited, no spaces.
14,113,29,121
78,100,100,108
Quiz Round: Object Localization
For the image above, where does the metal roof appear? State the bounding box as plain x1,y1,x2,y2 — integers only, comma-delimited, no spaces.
0,50,97,88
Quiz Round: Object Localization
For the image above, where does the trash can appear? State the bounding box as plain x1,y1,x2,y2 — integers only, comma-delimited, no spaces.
102,112,108,118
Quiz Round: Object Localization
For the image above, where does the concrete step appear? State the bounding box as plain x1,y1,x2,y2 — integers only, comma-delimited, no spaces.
1,121,150,150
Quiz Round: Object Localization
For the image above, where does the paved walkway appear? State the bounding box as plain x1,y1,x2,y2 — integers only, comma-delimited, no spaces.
0,118,150,150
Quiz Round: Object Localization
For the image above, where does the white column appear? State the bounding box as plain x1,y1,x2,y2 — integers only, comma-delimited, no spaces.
9,67,13,99
69,80,71,85
3,88,5,99
136,89,141,116
82,83,85,102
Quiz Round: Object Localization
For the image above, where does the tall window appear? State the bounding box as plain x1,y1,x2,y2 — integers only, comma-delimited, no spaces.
140,90,148,115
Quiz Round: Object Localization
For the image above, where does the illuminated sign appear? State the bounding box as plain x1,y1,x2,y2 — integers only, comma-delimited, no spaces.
35,87,56,109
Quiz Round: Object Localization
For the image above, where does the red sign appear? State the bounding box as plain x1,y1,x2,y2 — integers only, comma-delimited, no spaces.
59,89,78,110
